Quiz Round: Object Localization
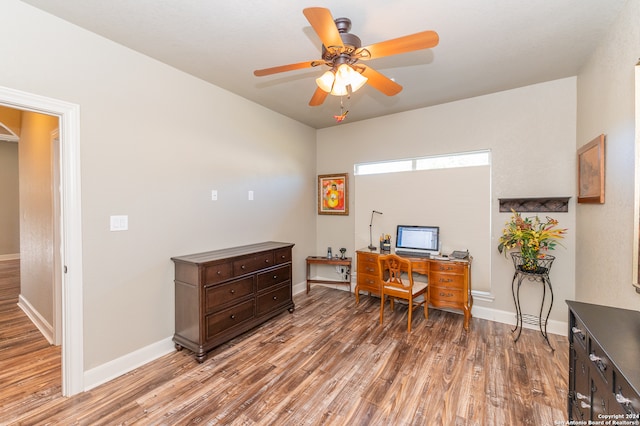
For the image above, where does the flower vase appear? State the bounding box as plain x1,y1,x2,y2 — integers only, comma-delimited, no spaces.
521,250,540,272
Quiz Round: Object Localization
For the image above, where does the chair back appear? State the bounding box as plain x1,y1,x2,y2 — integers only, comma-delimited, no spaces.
378,254,413,291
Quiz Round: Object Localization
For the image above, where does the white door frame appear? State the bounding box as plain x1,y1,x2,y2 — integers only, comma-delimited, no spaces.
0,85,84,396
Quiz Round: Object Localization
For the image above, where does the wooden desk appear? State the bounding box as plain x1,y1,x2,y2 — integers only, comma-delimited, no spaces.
355,249,473,330
306,256,352,294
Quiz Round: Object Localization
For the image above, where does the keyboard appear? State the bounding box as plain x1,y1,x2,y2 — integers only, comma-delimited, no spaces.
395,251,431,258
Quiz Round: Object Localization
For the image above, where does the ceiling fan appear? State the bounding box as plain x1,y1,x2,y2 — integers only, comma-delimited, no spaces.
253,7,439,107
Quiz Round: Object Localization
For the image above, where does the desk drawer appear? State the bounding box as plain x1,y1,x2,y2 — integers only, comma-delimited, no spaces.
589,337,612,385
430,272,464,290
357,273,380,293
431,261,465,274
431,285,464,304
570,311,588,352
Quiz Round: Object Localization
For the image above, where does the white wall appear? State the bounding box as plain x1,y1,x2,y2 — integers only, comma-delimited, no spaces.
576,0,640,309
0,0,317,373
317,77,577,325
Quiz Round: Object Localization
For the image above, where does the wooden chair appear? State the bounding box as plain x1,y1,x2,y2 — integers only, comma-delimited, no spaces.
378,254,428,332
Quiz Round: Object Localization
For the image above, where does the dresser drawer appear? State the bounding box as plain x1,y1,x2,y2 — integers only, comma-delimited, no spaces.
589,337,612,385
570,311,588,352
204,262,233,285
431,285,464,304
233,251,275,276
430,272,464,289
257,264,291,291
257,283,291,316
205,299,255,340
205,276,254,313
431,261,465,274
613,371,640,416
274,247,292,265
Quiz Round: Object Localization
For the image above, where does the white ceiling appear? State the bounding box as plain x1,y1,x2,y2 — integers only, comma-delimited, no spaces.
20,0,627,129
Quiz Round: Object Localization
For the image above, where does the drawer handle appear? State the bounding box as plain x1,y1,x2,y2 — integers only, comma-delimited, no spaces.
580,401,591,409
280,255,286,259
571,326,583,336
265,259,270,263
438,278,453,283
230,289,235,294
439,292,453,298
230,314,236,320
273,275,278,279
272,296,278,300
241,265,246,270
576,392,588,401
589,353,607,371
616,392,632,405
217,270,222,275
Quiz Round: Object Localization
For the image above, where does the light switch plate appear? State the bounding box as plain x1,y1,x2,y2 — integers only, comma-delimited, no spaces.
248,190,254,201
110,215,128,231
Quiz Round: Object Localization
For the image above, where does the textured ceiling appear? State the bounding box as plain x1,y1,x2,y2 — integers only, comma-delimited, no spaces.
20,0,627,129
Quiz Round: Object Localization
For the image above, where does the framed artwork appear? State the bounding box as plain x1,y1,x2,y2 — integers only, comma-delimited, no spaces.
577,134,605,204
318,173,349,215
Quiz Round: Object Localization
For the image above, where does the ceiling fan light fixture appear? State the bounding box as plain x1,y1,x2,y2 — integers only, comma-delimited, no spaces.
316,64,368,96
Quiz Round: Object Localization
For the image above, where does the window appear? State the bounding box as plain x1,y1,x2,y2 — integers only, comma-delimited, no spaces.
354,150,490,176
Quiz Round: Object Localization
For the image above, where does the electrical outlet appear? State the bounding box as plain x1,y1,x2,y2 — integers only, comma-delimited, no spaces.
211,190,218,201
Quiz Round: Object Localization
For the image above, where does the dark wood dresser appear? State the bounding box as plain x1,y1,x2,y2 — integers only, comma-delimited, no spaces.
172,241,295,362
567,301,640,421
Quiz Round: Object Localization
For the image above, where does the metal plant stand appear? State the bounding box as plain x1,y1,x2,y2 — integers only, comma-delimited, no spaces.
510,252,555,349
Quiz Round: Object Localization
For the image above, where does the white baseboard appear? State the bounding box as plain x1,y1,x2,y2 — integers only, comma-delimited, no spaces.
17,294,54,344
0,253,20,261
84,337,175,391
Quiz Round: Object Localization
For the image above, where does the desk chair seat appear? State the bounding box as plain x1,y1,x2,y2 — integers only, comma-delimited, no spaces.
378,254,428,332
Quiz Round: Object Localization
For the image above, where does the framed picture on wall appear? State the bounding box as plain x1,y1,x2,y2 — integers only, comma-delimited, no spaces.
577,134,605,204
318,173,349,215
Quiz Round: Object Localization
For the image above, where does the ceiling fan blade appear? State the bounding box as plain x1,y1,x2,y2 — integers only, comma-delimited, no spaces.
254,61,319,77
361,67,403,96
360,31,439,60
303,7,344,50
309,87,329,106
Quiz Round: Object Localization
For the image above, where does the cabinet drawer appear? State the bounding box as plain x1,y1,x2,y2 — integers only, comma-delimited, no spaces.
205,299,255,340
571,346,591,421
613,371,640,416
358,253,379,267
589,337,612,385
570,312,588,352
431,262,465,274
430,272,464,289
274,248,292,265
257,265,291,291
204,262,233,285
233,251,275,276
257,283,291,316
205,276,254,313
431,285,464,304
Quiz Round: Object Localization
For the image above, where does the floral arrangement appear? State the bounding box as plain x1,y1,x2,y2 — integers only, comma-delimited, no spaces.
498,210,567,262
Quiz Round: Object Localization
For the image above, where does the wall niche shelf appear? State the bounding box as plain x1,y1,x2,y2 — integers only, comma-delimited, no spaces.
498,197,570,213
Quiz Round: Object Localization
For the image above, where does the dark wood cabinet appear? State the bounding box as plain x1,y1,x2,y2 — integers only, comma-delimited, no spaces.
567,301,640,421
172,241,295,362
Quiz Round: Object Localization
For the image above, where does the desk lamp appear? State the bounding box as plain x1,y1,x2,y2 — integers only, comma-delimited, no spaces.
368,210,383,250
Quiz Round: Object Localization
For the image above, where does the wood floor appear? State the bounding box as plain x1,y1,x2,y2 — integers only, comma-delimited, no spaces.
1,259,569,425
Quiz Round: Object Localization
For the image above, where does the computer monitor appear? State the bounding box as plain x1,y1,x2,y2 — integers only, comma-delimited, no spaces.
395,225,440,256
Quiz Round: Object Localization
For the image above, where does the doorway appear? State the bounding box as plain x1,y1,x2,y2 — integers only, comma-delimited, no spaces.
0,85,83,396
